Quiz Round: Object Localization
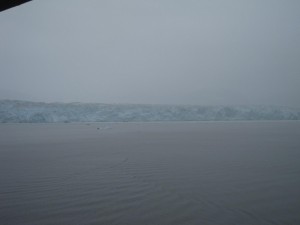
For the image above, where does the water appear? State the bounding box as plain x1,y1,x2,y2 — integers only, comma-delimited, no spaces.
0,121,299,225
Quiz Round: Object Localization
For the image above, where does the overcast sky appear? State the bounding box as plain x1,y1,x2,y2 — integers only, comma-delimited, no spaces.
0,0,299,106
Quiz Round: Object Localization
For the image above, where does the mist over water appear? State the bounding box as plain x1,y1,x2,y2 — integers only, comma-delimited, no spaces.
1,0,300,106
1,122,299,225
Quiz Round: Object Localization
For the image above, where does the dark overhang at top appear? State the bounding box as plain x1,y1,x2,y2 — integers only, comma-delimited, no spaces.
0,0,32,12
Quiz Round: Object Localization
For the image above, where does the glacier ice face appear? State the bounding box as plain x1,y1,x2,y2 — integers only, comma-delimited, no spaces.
0,100,299,123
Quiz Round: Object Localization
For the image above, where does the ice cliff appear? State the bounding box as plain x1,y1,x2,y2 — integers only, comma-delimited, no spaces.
0,100,299,123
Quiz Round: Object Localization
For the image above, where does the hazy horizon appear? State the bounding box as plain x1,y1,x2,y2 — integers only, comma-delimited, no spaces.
1,0,300,107
2,98,300,109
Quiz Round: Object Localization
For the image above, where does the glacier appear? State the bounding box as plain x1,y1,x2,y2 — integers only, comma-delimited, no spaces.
0,100,299,123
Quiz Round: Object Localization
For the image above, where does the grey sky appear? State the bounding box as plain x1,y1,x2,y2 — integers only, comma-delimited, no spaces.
0,0,299,106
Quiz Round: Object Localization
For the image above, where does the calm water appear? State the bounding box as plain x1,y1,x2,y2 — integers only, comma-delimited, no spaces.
0,122,299,225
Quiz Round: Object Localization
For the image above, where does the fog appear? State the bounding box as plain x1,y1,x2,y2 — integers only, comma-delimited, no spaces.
1,0,299,107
